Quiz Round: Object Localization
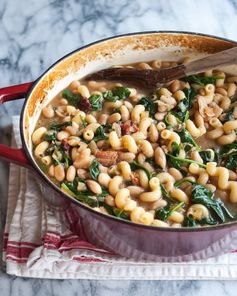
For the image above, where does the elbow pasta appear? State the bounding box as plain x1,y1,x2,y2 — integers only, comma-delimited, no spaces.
32,58,237,228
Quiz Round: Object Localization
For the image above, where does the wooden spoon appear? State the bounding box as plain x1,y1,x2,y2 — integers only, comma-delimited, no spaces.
85,47,237,89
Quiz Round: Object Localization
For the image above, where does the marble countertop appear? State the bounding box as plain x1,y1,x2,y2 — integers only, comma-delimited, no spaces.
1,0,237,295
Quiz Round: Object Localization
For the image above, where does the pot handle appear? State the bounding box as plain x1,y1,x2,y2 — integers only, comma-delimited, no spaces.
0,81,34,167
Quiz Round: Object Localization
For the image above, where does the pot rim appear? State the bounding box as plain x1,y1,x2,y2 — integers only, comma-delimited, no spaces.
20,30,237,233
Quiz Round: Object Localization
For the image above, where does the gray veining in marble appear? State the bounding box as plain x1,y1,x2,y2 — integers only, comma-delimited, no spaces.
1,0,237,295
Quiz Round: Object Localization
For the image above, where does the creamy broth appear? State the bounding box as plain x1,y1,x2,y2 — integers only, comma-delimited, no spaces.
32,58,237,228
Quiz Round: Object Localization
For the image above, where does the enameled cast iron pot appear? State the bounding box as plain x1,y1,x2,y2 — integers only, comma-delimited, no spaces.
1,31,237,262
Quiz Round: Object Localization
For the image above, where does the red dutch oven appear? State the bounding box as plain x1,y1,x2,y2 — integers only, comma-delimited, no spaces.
1,31,237,262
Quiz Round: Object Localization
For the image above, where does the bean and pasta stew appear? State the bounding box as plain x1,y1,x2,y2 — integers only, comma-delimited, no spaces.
32,59,237,228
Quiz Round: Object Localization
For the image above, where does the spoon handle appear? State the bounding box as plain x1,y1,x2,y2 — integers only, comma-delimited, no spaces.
185,46,237,76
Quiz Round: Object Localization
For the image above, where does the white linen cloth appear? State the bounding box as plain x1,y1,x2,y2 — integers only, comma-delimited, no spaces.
2,116,237,280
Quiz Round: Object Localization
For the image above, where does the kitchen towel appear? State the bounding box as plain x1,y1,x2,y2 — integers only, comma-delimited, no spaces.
2,115,237,280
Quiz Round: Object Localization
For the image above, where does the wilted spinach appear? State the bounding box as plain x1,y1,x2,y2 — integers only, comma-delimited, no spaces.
199,149,220,164
155,202,184,221
139,96,157,117
89,94,103,111
183,215,217,227
183,75,222,86
160,183,177,203
89,159,100,180
223,108,234,123
171,87,197,121
176,180,234,223
177,128,200,150
102,203,130,220
103,87,130,101
93,126,108,142
44,130,57,142
61,183,99,207
219,142,237,170
49,121,72,131
130,161,154,180
62,89,81,106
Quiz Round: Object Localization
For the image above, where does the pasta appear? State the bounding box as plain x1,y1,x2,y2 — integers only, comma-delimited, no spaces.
32,58,237,228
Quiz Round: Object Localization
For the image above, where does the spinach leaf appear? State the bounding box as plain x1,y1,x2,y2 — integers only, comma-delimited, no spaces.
223,108,234,123
170,142,180,157
198,216,217,225
93,126,108,142
62,89,81,106
102,90,116,101
112,87,131,100
183,215,197,227
167,154,187,176
49,121,72,131
146,157,163,171
199,149,220,164
80,115,87,127
103,87,131,102
139,96,157,117
102,203,130,220
155,202,184,221
89,94,103,111
61,183,99,207
130,161,153,180
89,159,100,180
199,150,213,163
183,214,217,227
184,75,222,86
44,130,57,142
223,153,237,170
220,142,237,170
167,154,206,168
50,144,72,168
160,184,177,203
177,128,200,150
176,180,234,223
38,161,48,173
171,87,197,121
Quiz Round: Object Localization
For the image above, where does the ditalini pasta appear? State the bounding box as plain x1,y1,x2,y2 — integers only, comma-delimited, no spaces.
32,58,237,228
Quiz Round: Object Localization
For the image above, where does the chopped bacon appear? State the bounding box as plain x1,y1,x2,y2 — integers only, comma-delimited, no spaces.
130,171,140,185
95,150,118,167
61,138,70,151
78,97,91,112
121,120,138,135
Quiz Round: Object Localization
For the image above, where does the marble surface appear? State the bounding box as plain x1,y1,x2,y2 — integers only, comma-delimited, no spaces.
1,0,237,295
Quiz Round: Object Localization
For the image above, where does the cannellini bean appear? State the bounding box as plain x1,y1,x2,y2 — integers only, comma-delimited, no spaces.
98,114,109,125
118,152,135,163
78,85,90,98
54,164,65,182
69,80,80,90
77,182,87,191
87,180,102,194
32,127,47,145
77,168,88,179
127,186,145,197
98,173,111,188
57,131,70,141
48,165,55,177
85,114,97,123
104,195,115,206
108,113,121,124
66,165,76,182
42,105,55,118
